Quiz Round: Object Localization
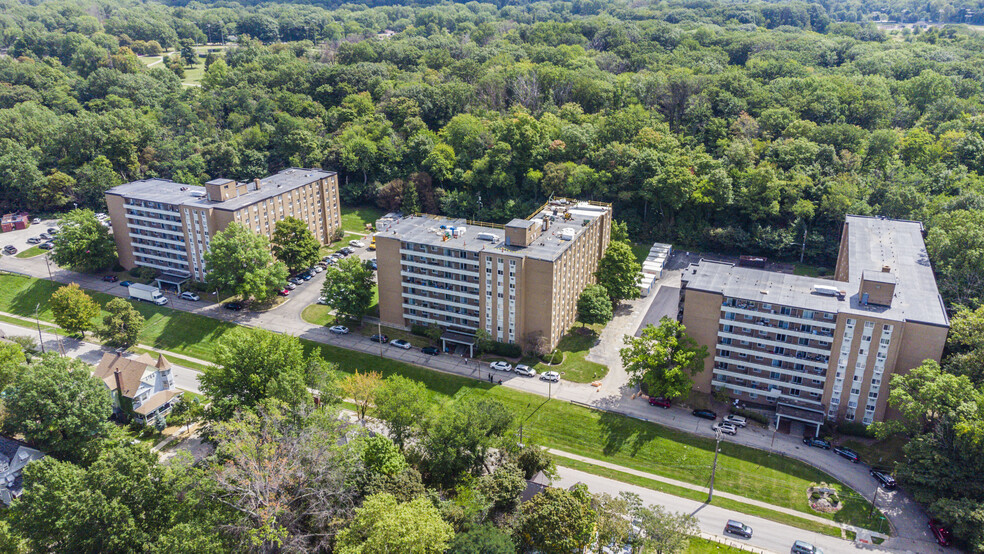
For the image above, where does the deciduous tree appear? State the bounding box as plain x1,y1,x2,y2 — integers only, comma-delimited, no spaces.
340,370,383,421
96,297,144,348
272,217,321,275
335,493,454,554
320,256,375,322
373,375,429,448
633,504,699,554
620,317,708,400
204,223,289,303
50,209,117,272
576,284,613,326
50,283,99,338
516,487,595,554
595,241,641,306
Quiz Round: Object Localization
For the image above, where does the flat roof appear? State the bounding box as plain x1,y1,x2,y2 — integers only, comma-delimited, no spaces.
107,168,336,211
375,201,610,262
682,216,948,327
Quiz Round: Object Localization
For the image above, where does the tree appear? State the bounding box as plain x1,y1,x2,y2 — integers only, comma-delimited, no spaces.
10,444,224,553
208,407,362,551
75,156,121,209
40,170,74,210
595,241,641,306
272,217,321,275
0,341,25,392
926,210,984,306
946,305,984,384
576,284,613,326
373,375,430,448
179,39,196,66
516,487,595,554
320,257,375,322
620,317,708,400
2,354,111,461
204,223,289,303
335,493,454,554
593,493,637,554
50,284,99,338
476,462,525,513
516,443,556,480
611,220,630,243
200,328,321,420
871,360,982,437
340,370,383,421
448,524,515,554
96,297,144,348
633,504,699,554
50,209,117,272
361,435,408,477
417,397,512,488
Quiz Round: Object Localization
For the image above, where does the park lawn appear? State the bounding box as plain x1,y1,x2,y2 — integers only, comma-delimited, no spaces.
340,205,384,234
529,327,608,383
15,246,45,258
0,271,885,529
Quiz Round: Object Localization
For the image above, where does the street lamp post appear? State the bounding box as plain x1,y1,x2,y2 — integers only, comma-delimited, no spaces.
43,253,53,280
708,430,722,503
870,485,881,519
34,303,45,354
518,402,532,445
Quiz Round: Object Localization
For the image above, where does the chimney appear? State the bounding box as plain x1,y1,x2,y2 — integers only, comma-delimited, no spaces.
114,368,124,394
254,178,262,190
882,265,891,273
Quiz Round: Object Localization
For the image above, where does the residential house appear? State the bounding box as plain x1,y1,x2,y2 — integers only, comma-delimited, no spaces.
93,352,182,425
0,436,43,505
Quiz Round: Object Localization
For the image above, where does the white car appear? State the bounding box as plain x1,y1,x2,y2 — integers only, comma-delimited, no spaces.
318,296,328,305
489,361,512,372
329,325,349,335
349,240,365,248
514,364,536,377
285,282,296,290
179,291,200,301
312,266,323,273
31,218,40,225
713,422,738,435
391,339,412,349
540,371,560,382
723,415,747,428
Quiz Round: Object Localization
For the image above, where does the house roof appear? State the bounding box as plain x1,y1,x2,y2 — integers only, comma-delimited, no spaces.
92,352,171,400
133,390,182,416
0,436,43,503
520,470,551,503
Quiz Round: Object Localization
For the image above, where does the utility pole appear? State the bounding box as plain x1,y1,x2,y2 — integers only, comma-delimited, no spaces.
34,303,45,354
708,430,722,503
870,485,880,519
519,402,531,446
377,320,383,357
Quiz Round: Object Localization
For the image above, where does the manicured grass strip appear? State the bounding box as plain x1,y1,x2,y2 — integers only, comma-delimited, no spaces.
0,271,884,531
302,304,334,326
554,455,843,538
15,246,44,258
685,537,749,554
528,328,608,383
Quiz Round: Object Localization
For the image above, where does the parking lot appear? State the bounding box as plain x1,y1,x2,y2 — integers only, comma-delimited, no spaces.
0,217,62,257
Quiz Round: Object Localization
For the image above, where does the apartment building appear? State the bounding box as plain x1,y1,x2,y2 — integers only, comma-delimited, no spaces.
680,215,949,429
105,169,341,281
375,199,612,353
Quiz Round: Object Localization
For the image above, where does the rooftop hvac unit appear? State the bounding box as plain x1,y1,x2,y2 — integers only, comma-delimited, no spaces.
476,232,499,242
560,228,576,241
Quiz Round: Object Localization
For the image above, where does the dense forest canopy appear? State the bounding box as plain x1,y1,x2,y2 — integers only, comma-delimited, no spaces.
0,0,983,309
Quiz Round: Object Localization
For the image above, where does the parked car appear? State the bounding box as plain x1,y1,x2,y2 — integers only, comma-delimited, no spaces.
289,277,303,285
224,302,244,311
391,339,412,350
39,242,54,250
489,361,512,372
2,246,15,255
369,334,388,343
349,240,365,248
38,233,52,241
46,227,58,234
833,446,860,463
312,265,323,273
31,217,40,224
802,437,831,449
692,409,717,420
119,280,134,287
300,272,313,281
540,371,560,382
102,275,119,282
514,364,536,377
870,469,897,489
179,291,200,301
724,520,753,539
317,296,328,305
929,519,952,546
421,346,440,355
278,288,290,296
285,282,296,290
368,259,377,271
713,422,738,435
723,414,747,427
26,237,40,245
790,540,822,554
649,396,671,408
329,325,349,335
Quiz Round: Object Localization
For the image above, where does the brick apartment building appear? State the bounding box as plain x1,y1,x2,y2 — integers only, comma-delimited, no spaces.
375,199,613,354
680,215,949,430
105,169,341,281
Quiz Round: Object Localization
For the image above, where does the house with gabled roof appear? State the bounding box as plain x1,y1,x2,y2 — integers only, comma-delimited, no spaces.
0,436,43,505
92,352,182,425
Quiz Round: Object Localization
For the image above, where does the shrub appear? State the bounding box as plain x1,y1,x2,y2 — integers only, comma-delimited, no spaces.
489,341,522,358
129,266,157,280
410,324,429,337
837,421,876,438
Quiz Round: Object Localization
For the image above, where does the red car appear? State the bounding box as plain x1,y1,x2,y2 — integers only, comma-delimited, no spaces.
278,288,290,296
102,275,118,282
649,396,671,408
929,519,951,546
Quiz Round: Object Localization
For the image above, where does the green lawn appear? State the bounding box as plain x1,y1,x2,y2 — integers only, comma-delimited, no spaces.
15,246,45,258
685,537,752,554
793,264,827,277
631,242,654,264
0,271,887,530
528,327,608,383
840,434,907,469
301,304,335,326
341,205,384,234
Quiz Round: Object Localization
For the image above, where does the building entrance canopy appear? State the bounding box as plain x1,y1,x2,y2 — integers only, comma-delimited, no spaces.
155,272,190,293
441,331,476,358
